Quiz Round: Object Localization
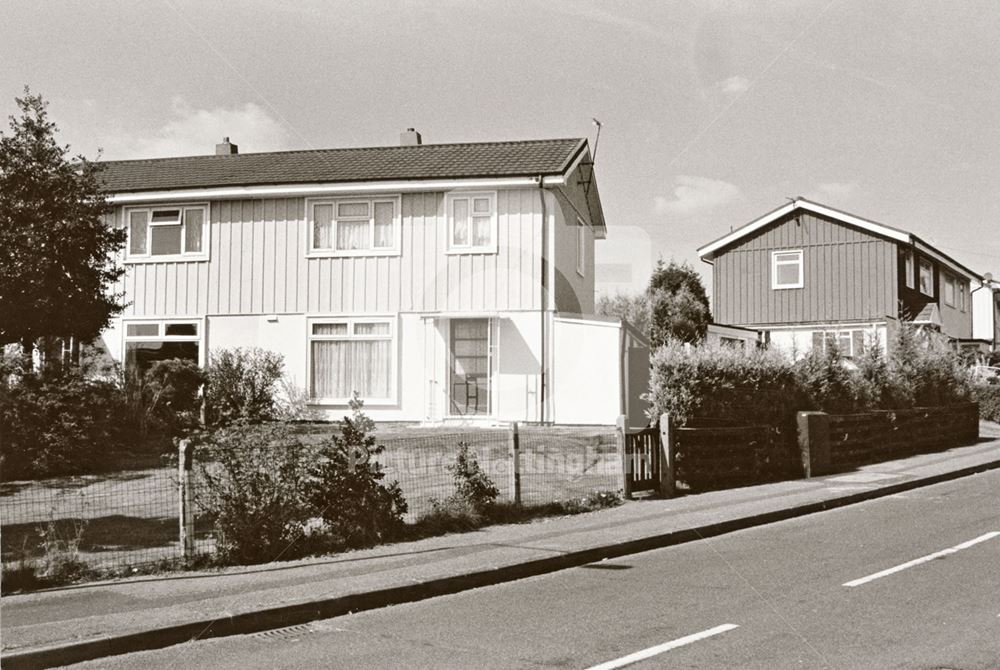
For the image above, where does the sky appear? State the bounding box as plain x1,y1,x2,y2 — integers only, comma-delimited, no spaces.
3,0,999,297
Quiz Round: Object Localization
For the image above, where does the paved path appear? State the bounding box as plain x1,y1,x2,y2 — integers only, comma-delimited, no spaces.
3,424,999,668
63,467,1000,669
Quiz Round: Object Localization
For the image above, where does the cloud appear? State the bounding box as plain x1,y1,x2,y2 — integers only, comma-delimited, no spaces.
816,181,860,197
654,176,743,217
99,98,294,159
718,75,750,95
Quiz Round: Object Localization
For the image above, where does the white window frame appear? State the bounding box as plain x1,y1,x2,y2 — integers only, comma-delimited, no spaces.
943,272,956,307
306,196,401,258
903,249,915,289
124,204,209,262
121,318,205,368
918,257,934,297
771,249,804,289
576,217,587,277
813,328,864,358
307,316,397,405
445,191,498,254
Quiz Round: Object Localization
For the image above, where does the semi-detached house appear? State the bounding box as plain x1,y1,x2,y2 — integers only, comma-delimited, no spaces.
698,198,983,356
97,132,649,426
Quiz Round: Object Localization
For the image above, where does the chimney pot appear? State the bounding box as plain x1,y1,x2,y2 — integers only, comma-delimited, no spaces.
215,137,239,155
400,128,422,146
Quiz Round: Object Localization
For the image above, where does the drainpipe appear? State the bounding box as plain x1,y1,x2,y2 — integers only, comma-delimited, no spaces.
538,176,548,424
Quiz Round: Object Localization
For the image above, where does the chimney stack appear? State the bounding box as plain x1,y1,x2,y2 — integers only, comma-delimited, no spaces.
399,128,422,146
215,137,239,155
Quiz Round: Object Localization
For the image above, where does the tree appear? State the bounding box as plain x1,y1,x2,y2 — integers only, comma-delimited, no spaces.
646,260,711,346
0,88,125,364
596,292,650,338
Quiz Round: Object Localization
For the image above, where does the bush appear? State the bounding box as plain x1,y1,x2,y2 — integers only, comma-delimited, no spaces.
124,359,205,444
647,341,805,427
887,325,971,407
195,422,315,565
444,442,500,514
195,398,407,565
972,382,1000,423
305,398,407,550
793,346,869,413
206,347,285,425
0,367,127,480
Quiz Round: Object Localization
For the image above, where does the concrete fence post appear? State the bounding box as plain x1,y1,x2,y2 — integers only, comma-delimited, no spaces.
508,422,521,506
658,413,676,498
616,415,632,499
797,411,830,477
178,438,196,561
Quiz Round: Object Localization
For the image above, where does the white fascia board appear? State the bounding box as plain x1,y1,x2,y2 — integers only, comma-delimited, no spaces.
911,238,981,282
108,175,567,204
697,199,911,260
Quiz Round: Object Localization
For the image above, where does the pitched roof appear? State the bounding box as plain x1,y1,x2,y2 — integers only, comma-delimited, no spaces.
98,138,587,193
697,198,981,281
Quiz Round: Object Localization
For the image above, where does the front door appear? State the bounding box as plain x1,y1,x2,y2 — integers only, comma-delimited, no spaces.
450,318,491,416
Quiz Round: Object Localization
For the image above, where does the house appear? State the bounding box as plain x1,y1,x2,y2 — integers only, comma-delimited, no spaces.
971,273,1000,357
696,198,982,358
96,131,649,425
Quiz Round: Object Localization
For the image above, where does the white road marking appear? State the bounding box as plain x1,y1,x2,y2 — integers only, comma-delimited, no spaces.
583,623,739,670
843,531,1000,587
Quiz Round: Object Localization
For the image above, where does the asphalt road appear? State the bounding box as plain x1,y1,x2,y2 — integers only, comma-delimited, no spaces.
64,469,1000,669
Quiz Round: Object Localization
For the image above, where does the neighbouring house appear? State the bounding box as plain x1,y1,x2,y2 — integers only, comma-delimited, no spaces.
696,198,982,358
95,131,649,425
971,273,1000,357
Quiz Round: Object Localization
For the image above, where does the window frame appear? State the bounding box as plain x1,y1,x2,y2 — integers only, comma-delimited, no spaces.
121,318,205,369
124,204,210,263
576,217,587,277
812,328,865,359
918,257,935,297
445,191,498,254
958,280,967,312
943,272,956,307
306,196,402,258
903,249,915,289
771,249,804,290
306,316,397,405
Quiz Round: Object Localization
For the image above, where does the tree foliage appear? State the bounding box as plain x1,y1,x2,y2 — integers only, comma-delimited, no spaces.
646,260,712,346
0,88,125,350
596,292,650,337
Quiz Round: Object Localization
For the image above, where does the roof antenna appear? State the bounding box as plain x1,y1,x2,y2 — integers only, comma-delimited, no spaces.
590,118,602,163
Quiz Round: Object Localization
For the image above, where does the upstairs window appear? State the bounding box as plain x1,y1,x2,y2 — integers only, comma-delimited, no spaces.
903,249,915,289
771,250,803,289
309,197,399,256
576,218,587,277
919,258,934,297
958,280,967,312
446,192,496,253
943,272,956,307
127,205,207,260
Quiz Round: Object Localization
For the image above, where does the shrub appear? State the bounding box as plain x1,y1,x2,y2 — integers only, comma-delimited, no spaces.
647,341,805,427
124,359,205,444
205,347,285,425
444,442,500,514
792,346,869,413
972,382,1000,423
195,422,315,565
887,326,971,407
305,397,408,550
0,367,127,480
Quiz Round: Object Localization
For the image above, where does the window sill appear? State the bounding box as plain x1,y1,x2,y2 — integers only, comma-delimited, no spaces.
445,247,497,256
772,284,804,290
308,397,397,407
125,255,209,264
306,249,400,259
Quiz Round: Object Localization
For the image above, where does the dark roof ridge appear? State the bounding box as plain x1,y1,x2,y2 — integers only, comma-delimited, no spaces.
99,137,587,166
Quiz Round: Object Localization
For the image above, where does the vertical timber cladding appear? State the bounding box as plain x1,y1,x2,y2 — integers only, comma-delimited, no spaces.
122,190,545,317
714,211,898,326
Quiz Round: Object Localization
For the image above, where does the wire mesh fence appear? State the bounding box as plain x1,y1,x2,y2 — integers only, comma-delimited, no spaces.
1,424,622,575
